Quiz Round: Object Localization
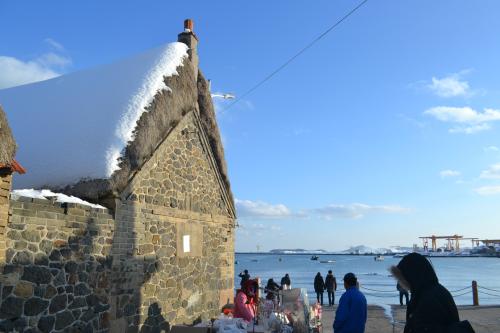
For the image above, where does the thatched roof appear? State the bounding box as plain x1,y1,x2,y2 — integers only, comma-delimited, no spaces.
0,33,234,213
109,58,234,209
56,56,234,213
0,105,17,165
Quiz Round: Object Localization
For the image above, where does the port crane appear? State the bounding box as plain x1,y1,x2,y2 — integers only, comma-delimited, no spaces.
419,235,481,252
419,235,463,252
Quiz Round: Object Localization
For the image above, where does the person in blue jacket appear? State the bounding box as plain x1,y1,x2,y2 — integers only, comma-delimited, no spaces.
333,272,367,333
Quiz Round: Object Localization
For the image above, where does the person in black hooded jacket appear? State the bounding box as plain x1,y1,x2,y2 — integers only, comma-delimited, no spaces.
391,253,460,333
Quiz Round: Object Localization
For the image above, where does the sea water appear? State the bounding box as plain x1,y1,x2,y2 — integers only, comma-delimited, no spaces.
235,253,500,307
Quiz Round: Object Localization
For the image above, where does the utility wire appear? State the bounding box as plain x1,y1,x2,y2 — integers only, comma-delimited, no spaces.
220,0,370,113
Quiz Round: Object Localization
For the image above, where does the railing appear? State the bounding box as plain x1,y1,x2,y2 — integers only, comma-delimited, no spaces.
359,281,500,306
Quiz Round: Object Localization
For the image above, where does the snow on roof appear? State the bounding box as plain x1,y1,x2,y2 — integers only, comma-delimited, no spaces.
11,189,106,209
0,42,188,189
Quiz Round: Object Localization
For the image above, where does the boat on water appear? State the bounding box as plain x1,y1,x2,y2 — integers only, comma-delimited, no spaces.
319,260,335,264
310,255,319,261
374,255,385,261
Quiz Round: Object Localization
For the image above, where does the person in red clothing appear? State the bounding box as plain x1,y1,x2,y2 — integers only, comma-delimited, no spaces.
234,279,258,322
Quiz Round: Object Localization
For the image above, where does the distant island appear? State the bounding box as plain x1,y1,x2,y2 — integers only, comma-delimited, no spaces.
269,249,328,254
244,245,414,255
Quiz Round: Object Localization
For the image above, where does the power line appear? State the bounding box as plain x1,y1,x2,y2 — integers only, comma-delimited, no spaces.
221,0,370,113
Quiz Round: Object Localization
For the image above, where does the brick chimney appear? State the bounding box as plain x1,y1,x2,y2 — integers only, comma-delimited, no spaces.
178,19,199,81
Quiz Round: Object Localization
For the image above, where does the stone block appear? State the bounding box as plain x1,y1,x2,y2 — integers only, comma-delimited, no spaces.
38,315,55,333
49,294,67,314
24,297,49,316
0,296,24,319
13,281,33,298
55,310,74,330
21,266,52,285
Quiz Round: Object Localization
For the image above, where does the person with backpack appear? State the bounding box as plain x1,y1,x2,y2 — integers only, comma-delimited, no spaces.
391,253,475,333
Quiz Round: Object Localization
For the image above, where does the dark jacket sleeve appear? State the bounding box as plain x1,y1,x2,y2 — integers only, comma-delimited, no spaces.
405,285,459,333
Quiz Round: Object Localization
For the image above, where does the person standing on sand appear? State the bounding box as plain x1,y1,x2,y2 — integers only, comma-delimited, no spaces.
391,253,475,333
333,273,367,333
238,269,250,288
280,273,291,290
397,282,409,306
325,270,337,306
314,272,326,305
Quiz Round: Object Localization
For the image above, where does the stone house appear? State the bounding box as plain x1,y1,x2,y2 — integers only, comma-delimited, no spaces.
0,20,235,332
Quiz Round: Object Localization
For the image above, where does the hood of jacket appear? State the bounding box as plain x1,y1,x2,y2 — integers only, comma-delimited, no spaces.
395,253,438,293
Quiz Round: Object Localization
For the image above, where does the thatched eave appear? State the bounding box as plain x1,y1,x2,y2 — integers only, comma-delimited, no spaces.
0,105,17,165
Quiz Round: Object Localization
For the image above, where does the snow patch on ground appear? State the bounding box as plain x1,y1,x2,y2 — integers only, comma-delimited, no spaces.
11,189,106,209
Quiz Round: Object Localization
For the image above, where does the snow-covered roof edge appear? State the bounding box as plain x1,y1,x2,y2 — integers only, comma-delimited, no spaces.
106,42,188,176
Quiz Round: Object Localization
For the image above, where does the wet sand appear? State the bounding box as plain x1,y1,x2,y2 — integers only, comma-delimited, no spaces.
321,304,500,333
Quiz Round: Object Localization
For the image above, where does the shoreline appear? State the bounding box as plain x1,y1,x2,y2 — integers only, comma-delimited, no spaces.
321,305,500,333
236,252,500,258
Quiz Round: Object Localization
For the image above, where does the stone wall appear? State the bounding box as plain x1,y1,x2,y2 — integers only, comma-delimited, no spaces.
0,172,12,262
125,111,231,218
0,197,114,332
113,110,235,331
109,201,234,332
0,111,235,332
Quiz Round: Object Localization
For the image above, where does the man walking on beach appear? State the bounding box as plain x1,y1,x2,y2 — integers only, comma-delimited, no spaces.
325,270,337,306
397,282,409,306
314,272,326,305
239,269,250,288
333,273,367,333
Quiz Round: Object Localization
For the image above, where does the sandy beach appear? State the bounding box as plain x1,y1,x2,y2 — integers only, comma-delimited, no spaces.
322,305,394,333
391,305,500,333
321,304,500,333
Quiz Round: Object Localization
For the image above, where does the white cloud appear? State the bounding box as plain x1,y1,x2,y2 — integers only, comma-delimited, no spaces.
484,146,499,152
428,73,470,98
37,52,71,67
0,56,60,89
474,185,500,196
480,163,500,179
236,199,410,221
425,106,500,123
448,123,491,134
424,106,500,134
44,38,65,51
0,39,71,89
440,170,461,178
239,223,282,231
312,203,410,220
235,199,292,219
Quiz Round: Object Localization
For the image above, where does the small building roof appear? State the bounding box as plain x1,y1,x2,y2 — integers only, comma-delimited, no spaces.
0,42,188,188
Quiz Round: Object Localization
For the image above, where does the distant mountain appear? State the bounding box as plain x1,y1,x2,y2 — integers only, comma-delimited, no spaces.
338,245,413,255
269,249,328,254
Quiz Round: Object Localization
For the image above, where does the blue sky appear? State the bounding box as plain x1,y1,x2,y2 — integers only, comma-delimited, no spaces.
1,1,500,251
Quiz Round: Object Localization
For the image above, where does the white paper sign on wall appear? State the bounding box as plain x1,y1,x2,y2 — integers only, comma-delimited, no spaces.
183,235,191,253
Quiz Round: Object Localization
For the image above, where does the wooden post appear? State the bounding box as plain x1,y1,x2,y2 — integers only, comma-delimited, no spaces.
472,280,479,306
